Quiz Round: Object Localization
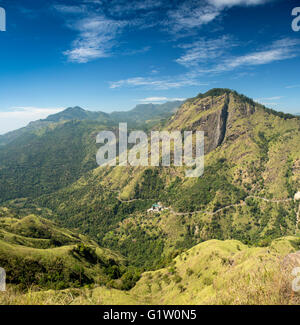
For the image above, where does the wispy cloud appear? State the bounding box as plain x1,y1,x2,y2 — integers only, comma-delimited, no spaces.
110,37,298,90
138,97,186,103
213,38,300,72
256,96,283,101
110,76,208,90
255,96,283,107
256,101,279,107
208,0,271,7
177,37,300,74
54,1,159,63
54,0,276,63
107,0,164,17
285,84,300,89
176,35,235,68
166,0,273,33
63,15,129,63
53,4,86,14
166,2,220,33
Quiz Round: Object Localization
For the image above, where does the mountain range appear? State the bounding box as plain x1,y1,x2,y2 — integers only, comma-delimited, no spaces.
0,101,183,147
0,88,299,305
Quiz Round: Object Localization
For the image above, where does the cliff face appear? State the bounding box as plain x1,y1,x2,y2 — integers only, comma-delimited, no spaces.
166,91,256,154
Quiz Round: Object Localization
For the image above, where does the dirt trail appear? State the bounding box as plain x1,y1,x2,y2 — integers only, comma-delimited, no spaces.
107,187,298,225
247,196,293,203
170,195,293,217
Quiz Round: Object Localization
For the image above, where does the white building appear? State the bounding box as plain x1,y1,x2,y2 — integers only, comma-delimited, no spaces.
147,202,168,213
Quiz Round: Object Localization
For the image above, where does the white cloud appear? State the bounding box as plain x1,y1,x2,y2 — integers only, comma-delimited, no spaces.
110,76,208,90
256,96,283,101
110,37,299,90
55,0,277,63
213,38,300,72
107,0,163,16
255,97,282,107
53,5,86,14
63,15,128,63
138,97,186,102
176,35,235,68
166,0,274,33
0,107,64,135
139,97,168,102
55,2,155,63
177,37,300,74
208,0,270,7
256,102,279,107
285,84,300,89
167,2,220,32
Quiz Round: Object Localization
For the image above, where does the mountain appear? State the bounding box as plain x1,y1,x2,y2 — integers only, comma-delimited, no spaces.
44,106,110,123
0,100,183,201
1,88,299,268
110,101,183,126
0,101,183,146
0,88,300,304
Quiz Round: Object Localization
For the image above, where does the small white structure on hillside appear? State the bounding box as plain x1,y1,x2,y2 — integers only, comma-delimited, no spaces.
147,202,168,213
294,191,300,201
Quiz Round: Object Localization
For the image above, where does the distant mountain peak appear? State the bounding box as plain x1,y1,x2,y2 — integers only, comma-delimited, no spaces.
44,106,90,122
64,106,85,112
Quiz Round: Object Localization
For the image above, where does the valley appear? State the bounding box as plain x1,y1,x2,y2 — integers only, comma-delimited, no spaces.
0,88,300,304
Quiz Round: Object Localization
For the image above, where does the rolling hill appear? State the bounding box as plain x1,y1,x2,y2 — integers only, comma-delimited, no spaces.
0,207,144,292
2,236,300,305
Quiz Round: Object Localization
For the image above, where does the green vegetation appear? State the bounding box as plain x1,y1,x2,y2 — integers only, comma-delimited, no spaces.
1,237,300,305
0,211,144,291
0,89,300,305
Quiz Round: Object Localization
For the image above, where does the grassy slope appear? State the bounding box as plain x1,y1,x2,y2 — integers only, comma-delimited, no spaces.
0,210,125,290
2,236,300,305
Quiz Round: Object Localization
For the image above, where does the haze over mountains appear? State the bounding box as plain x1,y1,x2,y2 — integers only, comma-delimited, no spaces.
0,101,183,146
0,88,299,304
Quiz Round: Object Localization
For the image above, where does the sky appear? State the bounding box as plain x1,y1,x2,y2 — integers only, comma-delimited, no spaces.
0,0,300,134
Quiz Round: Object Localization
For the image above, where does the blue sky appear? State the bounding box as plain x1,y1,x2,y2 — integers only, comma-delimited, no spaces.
0,0,300,134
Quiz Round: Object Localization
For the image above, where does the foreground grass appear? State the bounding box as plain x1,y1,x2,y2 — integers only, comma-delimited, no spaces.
1,236,300,305
0,286,139,305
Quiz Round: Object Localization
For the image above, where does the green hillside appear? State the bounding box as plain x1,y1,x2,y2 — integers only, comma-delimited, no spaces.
1,236,300,305
0,209,143,292
0,101,182,202
0,89,300,305
5,89,297,269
